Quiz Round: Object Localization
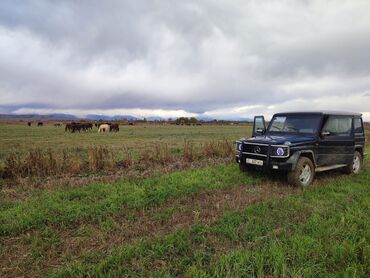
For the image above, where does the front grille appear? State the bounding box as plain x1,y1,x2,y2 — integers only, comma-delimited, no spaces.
243,143,269,156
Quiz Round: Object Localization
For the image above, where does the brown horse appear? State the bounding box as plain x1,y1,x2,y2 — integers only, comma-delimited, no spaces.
37,122,43,126
110,123,119,132
65,123,73,132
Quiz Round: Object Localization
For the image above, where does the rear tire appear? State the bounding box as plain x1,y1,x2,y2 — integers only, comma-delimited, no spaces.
287,157,315,187
343,151,362,174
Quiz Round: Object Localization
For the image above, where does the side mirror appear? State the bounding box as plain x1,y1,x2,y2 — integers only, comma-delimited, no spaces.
253,116,266,137
256,128,265,134
321,131,331,137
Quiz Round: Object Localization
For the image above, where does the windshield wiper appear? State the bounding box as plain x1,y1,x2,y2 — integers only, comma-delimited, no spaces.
271,125,282,131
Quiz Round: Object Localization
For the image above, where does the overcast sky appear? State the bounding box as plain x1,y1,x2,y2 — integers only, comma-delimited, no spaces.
0,0,370,120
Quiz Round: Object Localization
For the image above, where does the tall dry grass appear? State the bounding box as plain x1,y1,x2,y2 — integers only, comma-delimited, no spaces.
183,141,196,162
144,143,175,165
88,146,116,172
2,148,81,179
202,140,233,158
0,140,234,181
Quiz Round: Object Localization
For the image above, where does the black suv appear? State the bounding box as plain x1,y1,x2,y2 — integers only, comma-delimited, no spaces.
236,111,366,186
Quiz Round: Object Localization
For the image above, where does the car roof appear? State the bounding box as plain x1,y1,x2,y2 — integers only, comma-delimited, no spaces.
274,111,362,117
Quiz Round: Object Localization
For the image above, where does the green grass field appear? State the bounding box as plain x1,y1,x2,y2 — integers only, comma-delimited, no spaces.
58,168,370,277
0,123,369,277
0,123,250,160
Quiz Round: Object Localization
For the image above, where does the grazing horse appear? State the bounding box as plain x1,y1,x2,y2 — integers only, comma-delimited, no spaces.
54,123,62,127
37,122,43,126
110,123,119,132
85,123,93,130
71,123,82,132
27,122,32,127
98,124,110,133
65,122,80,132
65,123,73,132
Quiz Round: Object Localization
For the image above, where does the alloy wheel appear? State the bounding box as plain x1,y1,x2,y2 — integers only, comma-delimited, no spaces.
299,164,312,186
352,155,361,173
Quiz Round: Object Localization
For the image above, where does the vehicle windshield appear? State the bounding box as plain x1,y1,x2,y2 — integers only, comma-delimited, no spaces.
267,114,322,134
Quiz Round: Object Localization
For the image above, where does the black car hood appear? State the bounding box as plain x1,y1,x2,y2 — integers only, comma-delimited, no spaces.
243,134,316,146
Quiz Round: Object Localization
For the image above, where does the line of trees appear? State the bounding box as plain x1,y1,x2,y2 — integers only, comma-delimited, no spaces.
174,117,198,124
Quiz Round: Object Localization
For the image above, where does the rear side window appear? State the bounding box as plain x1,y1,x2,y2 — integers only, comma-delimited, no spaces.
354,118,364,134
322,116,352,136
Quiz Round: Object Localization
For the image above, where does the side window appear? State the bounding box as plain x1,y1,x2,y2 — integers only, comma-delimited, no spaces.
354,118,364,134
253,116,266,135
322,116,352,136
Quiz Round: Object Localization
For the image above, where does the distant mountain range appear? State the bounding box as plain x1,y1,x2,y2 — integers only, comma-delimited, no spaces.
47,113,78,119
0,113,77,121
85,114,141,121
0,113,253,122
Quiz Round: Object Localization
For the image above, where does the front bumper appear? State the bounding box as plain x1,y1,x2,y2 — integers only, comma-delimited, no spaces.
236,152,293,171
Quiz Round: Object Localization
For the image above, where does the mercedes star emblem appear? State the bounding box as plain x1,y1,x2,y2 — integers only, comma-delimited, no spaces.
254,146,261,153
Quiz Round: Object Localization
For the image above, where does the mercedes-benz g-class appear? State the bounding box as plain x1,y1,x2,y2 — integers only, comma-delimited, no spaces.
236,111,366,186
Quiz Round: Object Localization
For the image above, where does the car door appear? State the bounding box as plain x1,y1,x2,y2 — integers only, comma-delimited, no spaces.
353,117,365,154
317,115,354,166
252,116,266,137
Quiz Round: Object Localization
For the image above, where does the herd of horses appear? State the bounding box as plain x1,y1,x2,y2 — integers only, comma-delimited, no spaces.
27,121,119,133
27,122,44,127
66,122,119,133
65,122,93,132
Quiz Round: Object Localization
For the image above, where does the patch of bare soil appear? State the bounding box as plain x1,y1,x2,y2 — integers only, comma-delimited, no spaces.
0,179,297,277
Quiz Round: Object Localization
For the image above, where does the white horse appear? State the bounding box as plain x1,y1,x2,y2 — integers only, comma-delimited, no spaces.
98,124,110,133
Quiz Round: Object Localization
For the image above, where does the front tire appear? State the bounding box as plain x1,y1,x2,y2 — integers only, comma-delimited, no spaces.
287,157,315,187
343,151,362,174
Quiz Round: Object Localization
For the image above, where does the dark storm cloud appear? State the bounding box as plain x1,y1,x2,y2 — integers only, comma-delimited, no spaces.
0,0,370,118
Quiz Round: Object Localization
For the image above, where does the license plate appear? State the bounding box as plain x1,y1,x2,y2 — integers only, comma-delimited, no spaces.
246,158,264,166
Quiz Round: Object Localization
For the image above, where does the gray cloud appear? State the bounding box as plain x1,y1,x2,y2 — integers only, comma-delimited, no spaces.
0,0,370,119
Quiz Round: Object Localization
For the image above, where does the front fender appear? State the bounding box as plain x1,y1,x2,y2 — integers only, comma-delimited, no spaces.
287,150,316,170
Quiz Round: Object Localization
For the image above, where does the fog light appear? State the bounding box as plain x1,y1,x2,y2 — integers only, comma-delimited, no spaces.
272,165,279,169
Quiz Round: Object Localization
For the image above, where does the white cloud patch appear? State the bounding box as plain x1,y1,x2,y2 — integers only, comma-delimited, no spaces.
0,0,369,120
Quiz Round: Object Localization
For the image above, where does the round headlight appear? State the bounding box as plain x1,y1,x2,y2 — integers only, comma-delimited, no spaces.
238,144,242,151
276,147,285,156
